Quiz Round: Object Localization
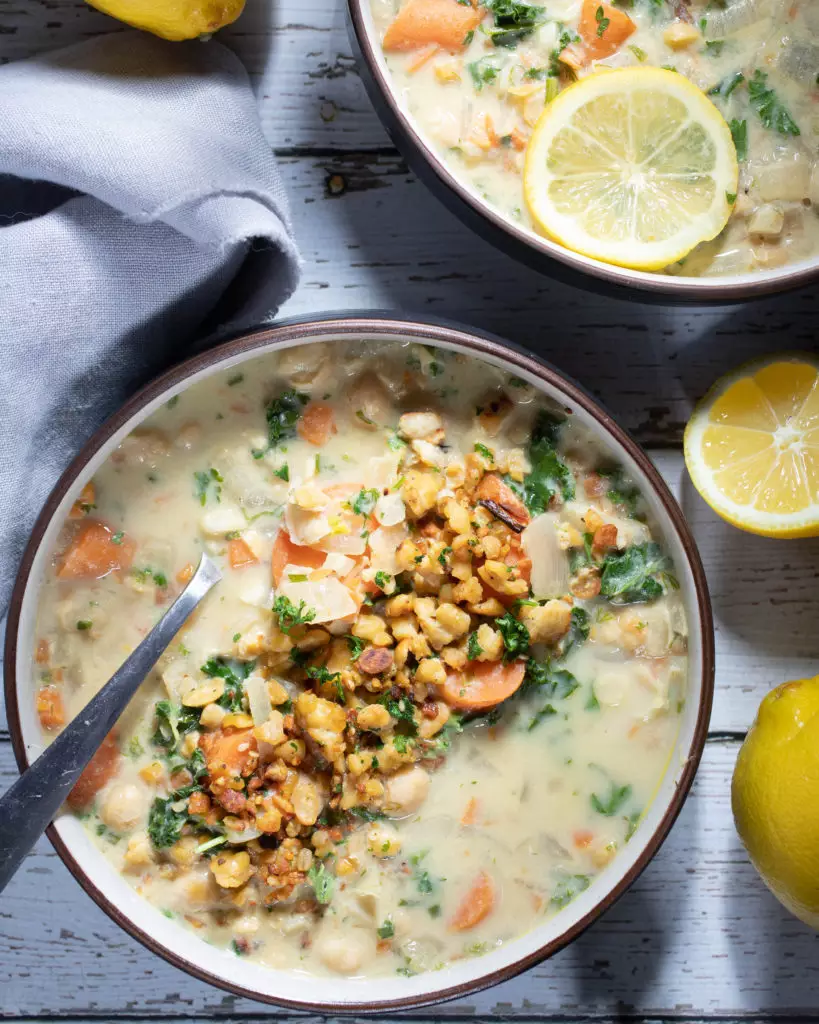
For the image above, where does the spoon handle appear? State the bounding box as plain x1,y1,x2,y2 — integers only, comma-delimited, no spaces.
0,553,221,895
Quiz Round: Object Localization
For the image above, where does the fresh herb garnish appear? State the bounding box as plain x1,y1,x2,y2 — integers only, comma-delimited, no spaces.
708,70,744,99
346,635,366,661
378,918,395,939
468,55,502,90
595,4,609,36
351,487,379,517
467,630,483,660
749,69,800,136
562,607,590,656
273,595,317,634
729,117,748,160
551,873,590,908
194,467,222,506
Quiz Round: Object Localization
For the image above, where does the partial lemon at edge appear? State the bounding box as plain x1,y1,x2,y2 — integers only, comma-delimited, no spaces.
86,0,244,40
733,675,819,930
523,67,738,271
684,356,819,538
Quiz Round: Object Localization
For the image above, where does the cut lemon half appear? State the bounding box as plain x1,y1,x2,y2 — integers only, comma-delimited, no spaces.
684,357,819,538
523,67,738,271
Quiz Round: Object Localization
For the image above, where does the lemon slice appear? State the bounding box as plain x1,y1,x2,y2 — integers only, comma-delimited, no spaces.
684,357,819,538
523,67,738,271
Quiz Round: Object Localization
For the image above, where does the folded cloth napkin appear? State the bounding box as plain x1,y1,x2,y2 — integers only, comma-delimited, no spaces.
0,32,301,612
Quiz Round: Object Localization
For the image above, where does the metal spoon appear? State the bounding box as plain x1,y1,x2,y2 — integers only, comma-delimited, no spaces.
0,552,221,895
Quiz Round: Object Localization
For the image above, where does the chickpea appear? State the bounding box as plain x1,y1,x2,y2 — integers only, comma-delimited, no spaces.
100,782,146,833
383,766,430,818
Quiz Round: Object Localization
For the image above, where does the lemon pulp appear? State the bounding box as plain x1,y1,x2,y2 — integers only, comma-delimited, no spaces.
523,67,738,271
684,357,819,537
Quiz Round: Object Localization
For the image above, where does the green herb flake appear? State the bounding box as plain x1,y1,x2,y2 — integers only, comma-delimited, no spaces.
467,630,483,660
266,389,308,449
76,619,93,631
307,859,336,904
595,4,609,36
591,780,633,817
273,595,317,634
378,918,395,939
749,69,800,136
495,611,530,660
729,118,748,160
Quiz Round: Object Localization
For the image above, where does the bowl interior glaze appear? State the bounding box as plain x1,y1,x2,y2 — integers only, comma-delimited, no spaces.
4,316,714,1011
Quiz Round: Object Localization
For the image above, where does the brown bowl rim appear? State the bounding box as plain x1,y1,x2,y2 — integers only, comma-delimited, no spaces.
345,1,819,303
3,313,715,1013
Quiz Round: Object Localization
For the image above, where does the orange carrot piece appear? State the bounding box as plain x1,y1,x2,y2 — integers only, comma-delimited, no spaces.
442,659,526,711
461,797,479,826
57,520,135,581
574,829,594,849
199,727,258,779
475,473,530,528
36,685,65,731
271,530,326,587
407,42,440,72
383,0,483,53
578,0,635,60
67,732,120,809
68,481,96,520
176,562,195,584
228,537,259,569
448,871,496,931
35,639,50,665
298,402,336,447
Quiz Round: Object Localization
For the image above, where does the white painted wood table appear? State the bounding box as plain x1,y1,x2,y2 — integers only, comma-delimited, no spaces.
3,2,819,1021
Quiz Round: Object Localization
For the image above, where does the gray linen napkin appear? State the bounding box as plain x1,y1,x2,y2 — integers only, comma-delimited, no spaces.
0,32,301,611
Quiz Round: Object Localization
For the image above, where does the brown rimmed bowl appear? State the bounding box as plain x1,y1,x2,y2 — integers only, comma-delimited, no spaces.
346,3,819,303
4,313,714,1012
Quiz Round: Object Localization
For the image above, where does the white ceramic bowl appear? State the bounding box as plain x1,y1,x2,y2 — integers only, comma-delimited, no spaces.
4,314,714,1011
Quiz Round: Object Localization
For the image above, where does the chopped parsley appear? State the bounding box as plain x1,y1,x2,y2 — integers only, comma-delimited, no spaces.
273,595,316,634
551,873,590,909
562,607,590,657
378,918,395,940
346,635,366,661
481,0,545,47
351,487,379,517
467,630,483,660
474,442,495,462
595,5,609,36
729,117,748,160
201,657,254,712
522,410,574,515
468,55,502,90
707,70,744,100
749,69,800,136
194,467,222,506
274,464,290,481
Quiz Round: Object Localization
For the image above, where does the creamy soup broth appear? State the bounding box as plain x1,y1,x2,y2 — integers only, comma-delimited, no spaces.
32,340,686,978
372,0,819,277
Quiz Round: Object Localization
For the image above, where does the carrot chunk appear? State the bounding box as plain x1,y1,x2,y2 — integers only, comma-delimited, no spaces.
67,732,121,809
228,537,259,569
461,796,479,826
36,685,65,731
57,520,135,581
442,659,526,711
271,530,326,587
176,562,195,584
199,727,258,779
35,639,50,665
68,481,96,520
578,0,635,60
298,402,336,447
475,473,530,528
383,0,483,53
448,871,496,931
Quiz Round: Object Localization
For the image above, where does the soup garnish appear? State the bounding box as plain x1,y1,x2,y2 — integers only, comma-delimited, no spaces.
32,341,687,977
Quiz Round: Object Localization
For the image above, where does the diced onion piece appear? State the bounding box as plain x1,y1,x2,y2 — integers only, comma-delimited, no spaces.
522,513,569,599
323,552,356,576
705,0,770,36
368,523,409,577
246,673,273,726
285,503,331,547
276,575,357,623
200,506,246,537
375,492,406,527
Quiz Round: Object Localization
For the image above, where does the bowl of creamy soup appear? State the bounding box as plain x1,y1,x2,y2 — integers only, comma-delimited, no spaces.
5,315,713,1010
349,0,819,298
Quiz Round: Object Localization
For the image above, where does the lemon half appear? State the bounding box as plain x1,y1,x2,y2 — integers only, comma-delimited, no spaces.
523,67,738,271
87,0,244,40
684,357,819,538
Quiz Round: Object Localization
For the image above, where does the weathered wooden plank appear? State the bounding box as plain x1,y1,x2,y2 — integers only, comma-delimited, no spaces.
3,739,819,1019
3,451,819,741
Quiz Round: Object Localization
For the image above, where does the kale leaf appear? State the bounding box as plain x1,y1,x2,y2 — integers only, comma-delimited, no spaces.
307,858,335,904
562,607,590,657
522,410,575,515
147,797,188,849
266,389,308,449
599,542,676,603
551,873,590,909
201,657,254,711
591,780,633,816
496,612,530,660
482,0,545,48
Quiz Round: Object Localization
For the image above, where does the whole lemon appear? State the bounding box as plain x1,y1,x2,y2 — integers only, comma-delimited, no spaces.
732,675,819,928
87,0,245,40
